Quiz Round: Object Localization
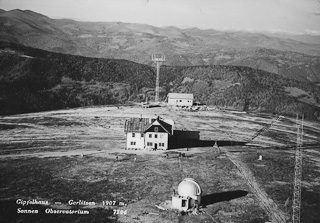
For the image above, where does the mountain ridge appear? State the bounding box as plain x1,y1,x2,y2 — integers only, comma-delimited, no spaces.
0,41,319,120
1,9,320,84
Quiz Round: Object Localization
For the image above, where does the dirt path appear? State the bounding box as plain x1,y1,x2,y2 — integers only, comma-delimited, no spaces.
222,147,287,223
173,108,288,222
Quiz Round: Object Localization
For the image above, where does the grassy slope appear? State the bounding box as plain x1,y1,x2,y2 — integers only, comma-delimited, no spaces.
1,105,319,222
0,153,268,223
243,150,320,223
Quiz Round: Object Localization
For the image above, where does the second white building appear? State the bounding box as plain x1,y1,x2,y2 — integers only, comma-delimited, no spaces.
167,93,194,107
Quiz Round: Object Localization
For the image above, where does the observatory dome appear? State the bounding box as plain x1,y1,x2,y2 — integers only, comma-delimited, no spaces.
177,178,202,198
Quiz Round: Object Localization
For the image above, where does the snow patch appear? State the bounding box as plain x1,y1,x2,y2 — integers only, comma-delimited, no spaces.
20,55,34,59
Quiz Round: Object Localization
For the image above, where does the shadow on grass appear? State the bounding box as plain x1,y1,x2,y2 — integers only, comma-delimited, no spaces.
169,130,246,149
202,190,249,207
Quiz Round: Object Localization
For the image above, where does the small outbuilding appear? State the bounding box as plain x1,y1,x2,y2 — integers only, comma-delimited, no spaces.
172,178,202,211
167,93,194,107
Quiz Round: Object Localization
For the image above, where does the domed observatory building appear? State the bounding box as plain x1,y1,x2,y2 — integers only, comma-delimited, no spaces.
172,178,202,211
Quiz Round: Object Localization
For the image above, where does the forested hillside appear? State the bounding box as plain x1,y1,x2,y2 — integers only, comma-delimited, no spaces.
0,41,155,114
161,66,320,120
1,41,320,120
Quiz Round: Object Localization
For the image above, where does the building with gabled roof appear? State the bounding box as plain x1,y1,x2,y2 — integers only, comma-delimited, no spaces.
124,116,174,150
168,93,194,107
124,118,151,150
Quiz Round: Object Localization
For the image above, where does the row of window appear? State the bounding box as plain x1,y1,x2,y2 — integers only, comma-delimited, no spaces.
175,100,192,103
132,133,143,137
130,142,165,147
132,133,164,138
149,133,165,138
146,142,165,147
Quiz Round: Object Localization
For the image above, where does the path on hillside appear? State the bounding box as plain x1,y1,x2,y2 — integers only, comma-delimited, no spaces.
222,148,287,223
170,107,287,222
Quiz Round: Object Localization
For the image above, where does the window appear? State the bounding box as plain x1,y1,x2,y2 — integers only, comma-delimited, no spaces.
141,133,144,137
160,134,164,138
132,133,135,137
147,142,153,146
130,142,136,145
154,127,158,132
155,134,158,138
149,134,152,138
179,100,182,102
159,143,165,147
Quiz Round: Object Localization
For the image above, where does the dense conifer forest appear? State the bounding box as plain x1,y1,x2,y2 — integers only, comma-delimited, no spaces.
1,41,320,120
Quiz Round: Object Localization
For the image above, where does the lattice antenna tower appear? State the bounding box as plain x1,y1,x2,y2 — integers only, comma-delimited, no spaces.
152,54,165,102
292,113,304,223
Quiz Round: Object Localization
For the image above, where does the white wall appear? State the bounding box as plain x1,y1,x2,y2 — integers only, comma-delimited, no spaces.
172,196,189,211
168,98,193,107
126,132,145,149
144,132,169,150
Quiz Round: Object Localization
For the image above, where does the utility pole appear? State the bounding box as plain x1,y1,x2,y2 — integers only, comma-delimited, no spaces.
152,54,165,103
249,115,282,142
292,113,304,223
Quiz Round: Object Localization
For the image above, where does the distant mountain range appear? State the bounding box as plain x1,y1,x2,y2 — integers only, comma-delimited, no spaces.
1,9,320,83
0,9,319,119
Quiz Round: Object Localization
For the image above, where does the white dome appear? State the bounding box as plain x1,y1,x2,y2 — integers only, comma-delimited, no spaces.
177,178,202,198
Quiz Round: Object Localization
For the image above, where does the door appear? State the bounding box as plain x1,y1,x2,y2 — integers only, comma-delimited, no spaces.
181,199,186,207
154,143,158,150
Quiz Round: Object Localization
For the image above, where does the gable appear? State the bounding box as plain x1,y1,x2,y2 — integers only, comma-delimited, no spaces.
144,119,172,135
145,125,168,133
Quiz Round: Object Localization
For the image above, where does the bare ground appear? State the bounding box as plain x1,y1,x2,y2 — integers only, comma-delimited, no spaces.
223,149,287,223
1,105,320,223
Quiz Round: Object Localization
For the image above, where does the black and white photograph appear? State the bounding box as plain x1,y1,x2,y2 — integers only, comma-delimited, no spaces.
0,0,320,222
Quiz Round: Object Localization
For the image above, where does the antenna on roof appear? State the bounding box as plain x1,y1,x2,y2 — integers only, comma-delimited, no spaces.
152,54,165,103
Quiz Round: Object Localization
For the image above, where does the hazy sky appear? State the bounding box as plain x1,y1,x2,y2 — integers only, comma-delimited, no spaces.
1,0,320,34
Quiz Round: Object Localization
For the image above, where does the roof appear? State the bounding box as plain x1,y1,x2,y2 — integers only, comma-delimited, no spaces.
124,116,173,134
158,118,173,134
168,93,194,100
178,178,202,198
124,118,155,133
144,117,173,135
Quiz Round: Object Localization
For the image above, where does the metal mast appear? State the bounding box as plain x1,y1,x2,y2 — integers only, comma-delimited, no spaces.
292,113,304,223
249,115,282,142
152,54,165,103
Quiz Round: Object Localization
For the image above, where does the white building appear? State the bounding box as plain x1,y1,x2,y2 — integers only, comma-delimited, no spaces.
172,178,202,211
167,93,194,107
124,118,149,150
124,116,174,150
